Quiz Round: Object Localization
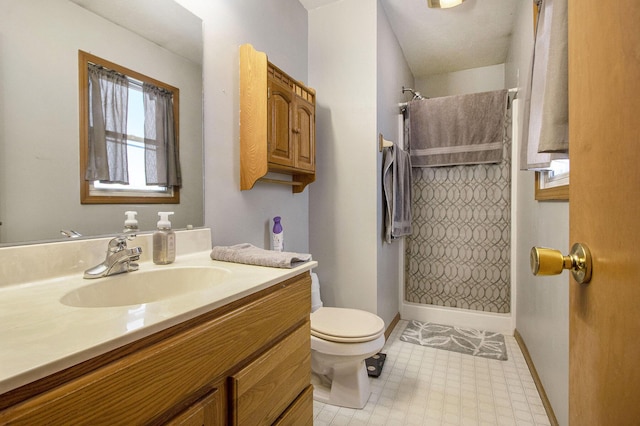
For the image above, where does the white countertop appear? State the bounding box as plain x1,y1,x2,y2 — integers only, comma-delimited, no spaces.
0,251,317,395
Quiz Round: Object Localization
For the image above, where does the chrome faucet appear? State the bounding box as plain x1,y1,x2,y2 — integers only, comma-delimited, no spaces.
61,229,83,238
83,235,143,279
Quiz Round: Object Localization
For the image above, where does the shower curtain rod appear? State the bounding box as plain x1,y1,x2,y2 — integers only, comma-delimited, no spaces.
398,87,518,110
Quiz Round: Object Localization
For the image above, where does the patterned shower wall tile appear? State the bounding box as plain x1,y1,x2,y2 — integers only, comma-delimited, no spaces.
406,111,512,313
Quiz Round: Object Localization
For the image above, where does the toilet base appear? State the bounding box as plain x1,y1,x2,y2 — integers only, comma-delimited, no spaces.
311,359,372,409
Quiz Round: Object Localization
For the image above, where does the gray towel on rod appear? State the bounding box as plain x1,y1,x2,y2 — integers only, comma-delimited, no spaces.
409,89,508,167
383,144,412,243
210,243,312,268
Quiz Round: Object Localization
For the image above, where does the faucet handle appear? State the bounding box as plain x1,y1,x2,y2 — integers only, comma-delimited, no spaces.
108,235,129,252
109,233,137,248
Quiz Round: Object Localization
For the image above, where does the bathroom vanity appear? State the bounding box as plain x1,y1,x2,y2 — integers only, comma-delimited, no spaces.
0,229,316,425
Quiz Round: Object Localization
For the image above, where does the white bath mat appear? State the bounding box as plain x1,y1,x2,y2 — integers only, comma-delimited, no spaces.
400,320,508,361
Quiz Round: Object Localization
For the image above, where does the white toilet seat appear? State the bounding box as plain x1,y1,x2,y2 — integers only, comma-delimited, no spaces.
311,307,385,343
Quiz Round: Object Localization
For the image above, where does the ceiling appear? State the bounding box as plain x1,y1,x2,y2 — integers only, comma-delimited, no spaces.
299,0,519,78
72,0,518,79
69,0,202,64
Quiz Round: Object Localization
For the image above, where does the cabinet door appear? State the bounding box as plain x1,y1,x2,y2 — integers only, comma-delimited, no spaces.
267,77,295,168
273,385,314,426
230,323,311,426
294,95,315,172
166,388,223,426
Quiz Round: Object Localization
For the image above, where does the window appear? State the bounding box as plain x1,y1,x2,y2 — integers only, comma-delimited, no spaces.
79,51,181,204
535,160,569,200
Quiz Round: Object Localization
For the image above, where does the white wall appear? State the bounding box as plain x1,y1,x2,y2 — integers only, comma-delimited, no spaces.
175,0,310,253
307,0,412,328
307,0,379,314
506,2,569,425
376,2,415,326
176,0,411,328
0,0,203,243
415,63,505,98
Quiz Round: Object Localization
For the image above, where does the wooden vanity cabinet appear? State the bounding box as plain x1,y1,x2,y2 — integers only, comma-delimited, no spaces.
0,273,313,425
240,44,316,193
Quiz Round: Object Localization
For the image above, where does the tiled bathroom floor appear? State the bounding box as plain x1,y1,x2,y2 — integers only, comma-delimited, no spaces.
313,320,551,426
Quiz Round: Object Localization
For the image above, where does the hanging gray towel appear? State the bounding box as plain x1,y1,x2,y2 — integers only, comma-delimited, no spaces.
383,144,412,243
409,89,508,167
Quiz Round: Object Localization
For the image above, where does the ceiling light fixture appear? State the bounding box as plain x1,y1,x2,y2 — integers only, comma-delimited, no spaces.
427,0,466,8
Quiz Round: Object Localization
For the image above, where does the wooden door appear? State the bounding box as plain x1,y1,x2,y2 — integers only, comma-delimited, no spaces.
568,1,640,424
166,388,222,426
267,76,295,168
294,95,315,172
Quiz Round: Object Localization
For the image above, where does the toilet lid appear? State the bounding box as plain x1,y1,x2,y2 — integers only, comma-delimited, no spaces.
311,307,385,343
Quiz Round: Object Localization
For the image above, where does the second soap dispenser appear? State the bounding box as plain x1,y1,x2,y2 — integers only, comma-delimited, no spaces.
123,211,139,233
153,212,175,265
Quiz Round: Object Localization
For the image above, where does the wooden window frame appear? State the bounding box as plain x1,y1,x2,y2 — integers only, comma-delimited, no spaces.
78,50,180,204
535,172,569,201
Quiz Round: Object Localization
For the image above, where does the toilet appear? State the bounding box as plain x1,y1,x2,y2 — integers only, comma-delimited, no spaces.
310,273,386,409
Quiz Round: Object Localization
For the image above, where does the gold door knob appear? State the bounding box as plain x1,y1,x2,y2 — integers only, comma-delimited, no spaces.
530,243,593,284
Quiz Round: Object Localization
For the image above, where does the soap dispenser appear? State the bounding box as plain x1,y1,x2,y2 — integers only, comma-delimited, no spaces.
123,211,139,233
153,212,175,265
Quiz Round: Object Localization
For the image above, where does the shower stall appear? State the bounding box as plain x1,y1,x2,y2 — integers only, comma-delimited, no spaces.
399,95,519,334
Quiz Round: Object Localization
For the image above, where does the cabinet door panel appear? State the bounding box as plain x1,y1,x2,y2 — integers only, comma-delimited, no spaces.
231,322,311,426
268,78,295,167
273,385,314,426
166,387,222,426
294,97,315,172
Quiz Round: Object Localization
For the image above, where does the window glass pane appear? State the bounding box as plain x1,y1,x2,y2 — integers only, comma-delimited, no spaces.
128,85,144,139
540,159,570,190
548,159,570,180
93,82,168,194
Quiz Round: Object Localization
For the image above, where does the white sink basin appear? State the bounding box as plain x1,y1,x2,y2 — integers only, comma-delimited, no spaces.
60,266,232,308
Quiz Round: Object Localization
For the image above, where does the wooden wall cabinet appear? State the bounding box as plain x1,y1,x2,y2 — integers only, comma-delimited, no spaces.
0,273,313,425
240,44,316,193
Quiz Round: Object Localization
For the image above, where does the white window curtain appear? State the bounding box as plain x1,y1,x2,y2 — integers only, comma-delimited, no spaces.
519,0,569,170
143,83,182,187
85,64,129,183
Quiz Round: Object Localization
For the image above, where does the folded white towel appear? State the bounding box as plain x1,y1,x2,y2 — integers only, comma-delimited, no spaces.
210,243,312,269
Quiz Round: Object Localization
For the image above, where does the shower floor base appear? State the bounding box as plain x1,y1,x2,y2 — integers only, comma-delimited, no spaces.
401,301,513,335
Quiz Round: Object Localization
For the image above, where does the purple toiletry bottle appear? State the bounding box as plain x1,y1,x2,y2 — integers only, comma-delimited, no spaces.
272,216,284,251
